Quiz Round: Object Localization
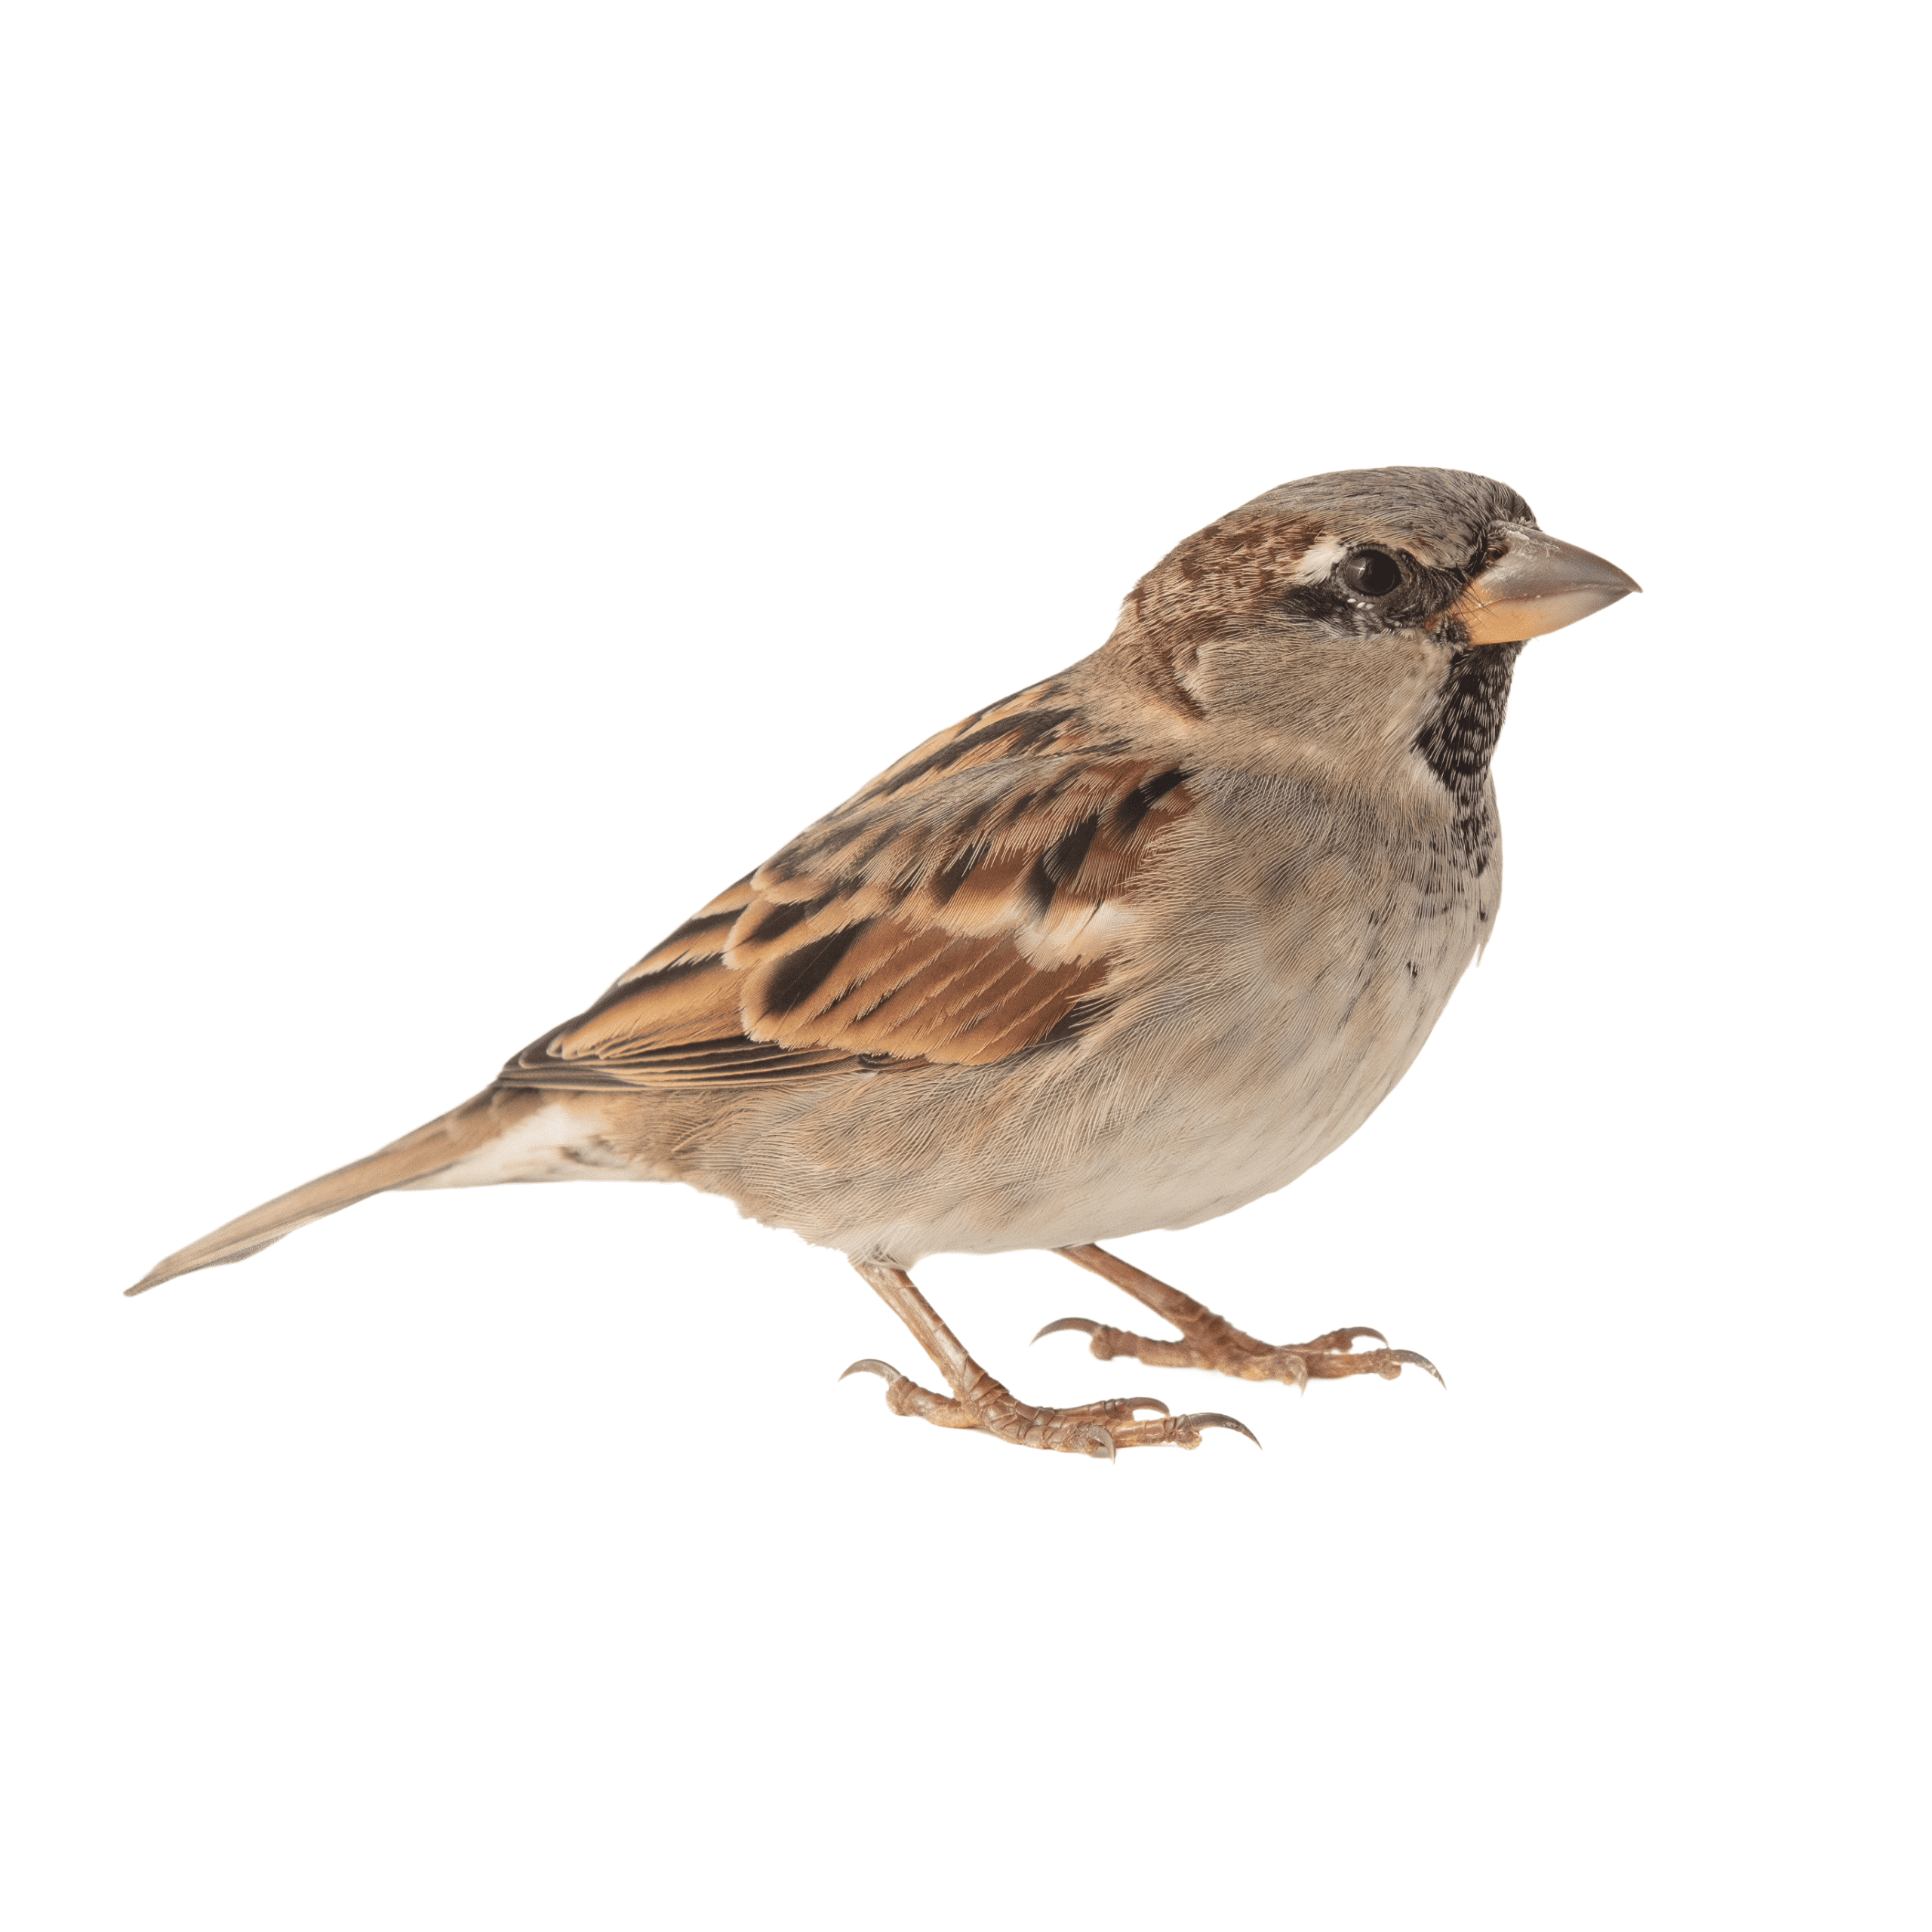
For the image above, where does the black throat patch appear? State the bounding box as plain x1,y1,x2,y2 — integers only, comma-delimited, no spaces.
1411,644,1523,872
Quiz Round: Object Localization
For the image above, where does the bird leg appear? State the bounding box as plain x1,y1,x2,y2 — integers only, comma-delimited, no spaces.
1038,1243,1442,1390
843,1260,1259,1459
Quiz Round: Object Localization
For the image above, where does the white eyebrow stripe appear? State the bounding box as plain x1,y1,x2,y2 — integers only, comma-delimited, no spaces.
1287,540,1349,585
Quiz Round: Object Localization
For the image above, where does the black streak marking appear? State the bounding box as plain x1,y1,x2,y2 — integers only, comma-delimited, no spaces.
1109,767,1187,840
1023,814,1101,917
863,709,1079,798
761,924,866,1015
611,955,718,995
1411,645,1523,872
927,844,984,904
1022,854,1056,920
1035,994,1111,1047
515,955,731,1064
738,894,834,946
657,908,740,950
1041,814,1101,887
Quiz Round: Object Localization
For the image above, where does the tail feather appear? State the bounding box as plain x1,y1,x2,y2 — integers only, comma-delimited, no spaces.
127,1086,551,1295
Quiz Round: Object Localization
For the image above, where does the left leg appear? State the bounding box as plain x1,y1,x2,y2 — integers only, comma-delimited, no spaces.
1037,1244,1443,1390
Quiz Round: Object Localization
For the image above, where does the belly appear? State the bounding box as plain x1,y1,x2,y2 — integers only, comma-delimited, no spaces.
915,942,1475,1254
680,874,1490,1265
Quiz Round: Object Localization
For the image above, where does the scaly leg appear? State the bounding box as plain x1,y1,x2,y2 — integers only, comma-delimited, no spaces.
842,1260,1259,1459
1036,1244,1443,1390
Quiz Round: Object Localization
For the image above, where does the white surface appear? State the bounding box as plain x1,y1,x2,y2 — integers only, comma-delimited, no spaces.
2,4,1922,1927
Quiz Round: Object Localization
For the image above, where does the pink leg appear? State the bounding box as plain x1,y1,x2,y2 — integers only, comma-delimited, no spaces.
1036,1244,1444,1391
843,1260,1260,1459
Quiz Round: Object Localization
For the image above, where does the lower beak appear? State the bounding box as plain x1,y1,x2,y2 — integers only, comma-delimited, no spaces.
1451,524,1641,645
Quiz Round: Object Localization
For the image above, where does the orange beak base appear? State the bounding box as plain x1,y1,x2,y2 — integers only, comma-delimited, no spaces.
1451,525,1641,645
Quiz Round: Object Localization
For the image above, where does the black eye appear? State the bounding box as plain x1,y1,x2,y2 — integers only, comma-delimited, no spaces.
1338,549,1402,598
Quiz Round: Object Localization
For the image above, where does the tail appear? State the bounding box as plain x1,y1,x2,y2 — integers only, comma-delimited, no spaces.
127,1085,560,1296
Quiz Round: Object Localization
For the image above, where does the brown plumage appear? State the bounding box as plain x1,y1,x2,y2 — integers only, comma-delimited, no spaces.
131,467,1640,1458
503,693,1190,1086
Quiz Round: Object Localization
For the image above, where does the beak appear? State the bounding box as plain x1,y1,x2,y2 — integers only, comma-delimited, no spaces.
1451,523,1641,645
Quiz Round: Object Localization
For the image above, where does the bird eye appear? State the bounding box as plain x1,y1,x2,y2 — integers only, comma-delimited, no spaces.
1338,549,1402,597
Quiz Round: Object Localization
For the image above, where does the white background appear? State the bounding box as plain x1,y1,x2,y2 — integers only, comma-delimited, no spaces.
2,3,1923,1926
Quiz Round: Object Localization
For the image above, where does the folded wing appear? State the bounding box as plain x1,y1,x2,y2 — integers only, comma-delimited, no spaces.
500,678,1192,1089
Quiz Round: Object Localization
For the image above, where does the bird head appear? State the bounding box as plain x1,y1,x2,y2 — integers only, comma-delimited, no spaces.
1104,466,1639,783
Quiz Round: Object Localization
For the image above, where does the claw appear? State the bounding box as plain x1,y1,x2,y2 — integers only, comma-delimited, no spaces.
1390,1349,1446,1387
1033,1316,1100,1343
1081,1424,1117,1462
841,1358,901,1383
1189,1412,1263,1449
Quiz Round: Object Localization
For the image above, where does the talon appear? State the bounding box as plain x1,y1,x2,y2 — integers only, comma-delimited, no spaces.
1390,1348,1445,1386
841,1358,901,1383
1033,1316,1100,1343
1188,1412,1263,1448
1083,1425,1118,1461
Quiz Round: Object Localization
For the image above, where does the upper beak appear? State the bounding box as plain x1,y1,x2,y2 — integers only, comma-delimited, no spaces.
1451,523,1641,645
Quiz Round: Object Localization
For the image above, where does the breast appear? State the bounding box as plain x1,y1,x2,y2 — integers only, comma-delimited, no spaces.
1001,817,1493,1247
694,771,1502,1264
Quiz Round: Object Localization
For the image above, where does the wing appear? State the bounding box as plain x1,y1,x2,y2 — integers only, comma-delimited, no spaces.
500,677,1193,1090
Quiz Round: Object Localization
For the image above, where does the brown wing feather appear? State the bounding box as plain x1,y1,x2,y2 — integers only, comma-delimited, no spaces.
500,677,1192,1090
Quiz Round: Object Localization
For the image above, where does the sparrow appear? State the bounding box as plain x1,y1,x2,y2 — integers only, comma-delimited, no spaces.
131,466,1639,1457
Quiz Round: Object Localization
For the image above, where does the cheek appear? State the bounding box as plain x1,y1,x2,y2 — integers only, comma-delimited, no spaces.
1364,636,1454,745
1201,636,1435,746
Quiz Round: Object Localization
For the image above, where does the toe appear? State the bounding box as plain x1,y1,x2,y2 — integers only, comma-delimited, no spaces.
1060,1394,1172,1420
1105,1409,1262,1451
1247,1346,1312,1390
1296,1324,1389,1352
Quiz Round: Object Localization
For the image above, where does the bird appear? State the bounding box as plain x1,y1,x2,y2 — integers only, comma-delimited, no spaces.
129,466,1639,1457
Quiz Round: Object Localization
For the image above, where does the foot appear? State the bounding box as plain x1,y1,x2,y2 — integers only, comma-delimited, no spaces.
1039,1244,1443,1392
839,1359,1259,1459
